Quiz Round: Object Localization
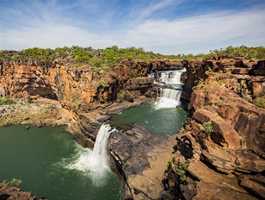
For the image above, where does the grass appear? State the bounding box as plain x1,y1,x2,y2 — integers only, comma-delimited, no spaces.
167,158,189,184
201,121,214,135
254,96,265,109
0,96,15,105
2,178,22,187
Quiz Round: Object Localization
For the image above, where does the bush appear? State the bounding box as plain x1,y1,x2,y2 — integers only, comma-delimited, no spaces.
1,45,265,71
166,158,189,184
202,121,214,135
0,46,163,71
0,96,15,105
98,80,109,88
3,178,22,187
174,162,189,183
254,96,265,109
117,90,126,100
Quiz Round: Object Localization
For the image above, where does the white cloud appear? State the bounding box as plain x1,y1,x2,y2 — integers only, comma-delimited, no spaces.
121,8,265,54
1,23,115,50
1,5,265,54
136,0,183,20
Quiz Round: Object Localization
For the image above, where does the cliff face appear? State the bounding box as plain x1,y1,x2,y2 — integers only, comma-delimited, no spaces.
1,58,265,200
163,59,265,200
0,60,184,111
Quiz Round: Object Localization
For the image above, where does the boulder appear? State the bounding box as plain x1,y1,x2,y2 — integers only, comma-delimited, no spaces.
0,182,45,200
250,60,265,76
234,60,249,68
235,150,265,173
0,87,5,97
251,78,265,97
239,174,265,199
231,68,250,75
187,161,256,200
193,181,257,200
193,109,241,150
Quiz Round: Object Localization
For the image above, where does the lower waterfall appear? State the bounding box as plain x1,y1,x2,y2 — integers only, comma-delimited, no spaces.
155,68,186,109
67,124,116,186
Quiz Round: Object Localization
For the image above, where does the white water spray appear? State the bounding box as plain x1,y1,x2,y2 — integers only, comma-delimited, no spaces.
155,69,186,109
67,124,116,186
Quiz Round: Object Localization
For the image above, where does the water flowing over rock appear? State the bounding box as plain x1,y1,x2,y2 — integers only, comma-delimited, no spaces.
155,69,186,109
1,57,265,199
68,124,116,186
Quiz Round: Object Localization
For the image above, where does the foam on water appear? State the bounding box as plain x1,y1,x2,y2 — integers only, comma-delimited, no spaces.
65,124,116,186
155,68,186,109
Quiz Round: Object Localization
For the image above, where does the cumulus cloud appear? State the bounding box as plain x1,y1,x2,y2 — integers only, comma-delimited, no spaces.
1,23,115,50
0,1,265,54
122,8,265,54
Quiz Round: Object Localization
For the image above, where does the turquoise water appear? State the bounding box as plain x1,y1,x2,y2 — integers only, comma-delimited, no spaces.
111,103,187,135
0,126,122,200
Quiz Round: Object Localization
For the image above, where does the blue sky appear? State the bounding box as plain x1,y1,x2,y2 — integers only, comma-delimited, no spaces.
0,0,265,54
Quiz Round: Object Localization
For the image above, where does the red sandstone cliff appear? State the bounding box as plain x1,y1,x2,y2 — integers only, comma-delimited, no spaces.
163,59,265,200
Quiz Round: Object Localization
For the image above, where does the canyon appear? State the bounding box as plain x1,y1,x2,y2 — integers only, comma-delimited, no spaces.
0,55,265,200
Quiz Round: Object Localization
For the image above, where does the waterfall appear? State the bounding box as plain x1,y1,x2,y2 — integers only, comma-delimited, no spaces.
155,69,186,109
67,124,116,186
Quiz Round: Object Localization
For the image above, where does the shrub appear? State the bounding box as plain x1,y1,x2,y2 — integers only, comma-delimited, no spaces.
166,158,189,184
3,178,22,187
173,161,189,184
254,96,265,109
98,80,109,88
1,46,265,71
202,121,214,135
117,90,126,100
0,96,15,105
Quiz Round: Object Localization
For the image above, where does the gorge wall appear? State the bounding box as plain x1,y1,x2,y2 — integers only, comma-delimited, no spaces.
1,58,265,200
0,59,185,200
0,60,184,110
163,59,265,200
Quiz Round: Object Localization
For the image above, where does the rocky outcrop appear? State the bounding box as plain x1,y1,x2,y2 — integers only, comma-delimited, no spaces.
163,58,265,200
0,182,45,200
1,57,265,200
250,60,265,76
71,100,175,200
0,60,185,111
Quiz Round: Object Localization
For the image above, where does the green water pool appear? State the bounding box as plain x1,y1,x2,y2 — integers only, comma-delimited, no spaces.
0,126,122,200
111,103,187,135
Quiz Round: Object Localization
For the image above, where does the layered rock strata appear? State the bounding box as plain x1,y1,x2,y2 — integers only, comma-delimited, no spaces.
163,59,265,200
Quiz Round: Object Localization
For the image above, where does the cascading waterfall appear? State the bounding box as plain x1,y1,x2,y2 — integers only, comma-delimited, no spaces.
67,124,116,186
155,68,186,109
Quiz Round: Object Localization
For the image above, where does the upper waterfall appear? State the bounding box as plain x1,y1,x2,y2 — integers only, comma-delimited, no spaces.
159,69,185,85
154,68,186,109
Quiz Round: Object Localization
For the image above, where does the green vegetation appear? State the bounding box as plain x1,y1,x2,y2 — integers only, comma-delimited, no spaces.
201,121,214,135
1,45,265,71
176,46,265,60
167,158,189,184
3,178,22,187
174,161,189,183
97,80,109,88
0,96,15,105
207,46,265,60
0,46,163,71
254,96,265,109
117,90,126,101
